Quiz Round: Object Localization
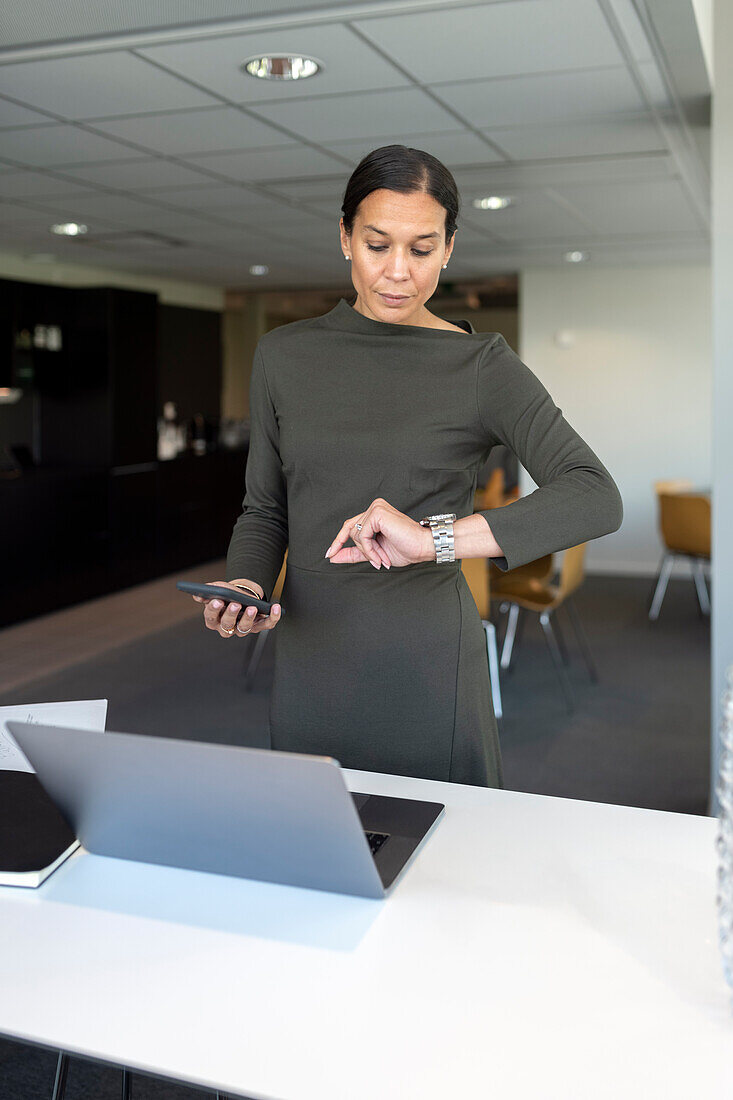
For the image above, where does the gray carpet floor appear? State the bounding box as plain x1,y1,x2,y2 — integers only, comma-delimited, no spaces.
0,572,711,1097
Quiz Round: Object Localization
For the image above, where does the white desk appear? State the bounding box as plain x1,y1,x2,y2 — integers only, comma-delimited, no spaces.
0,770,730,1100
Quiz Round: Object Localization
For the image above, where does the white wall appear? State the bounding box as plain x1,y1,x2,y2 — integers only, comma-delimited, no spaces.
519,264,712,576
0,251,224,311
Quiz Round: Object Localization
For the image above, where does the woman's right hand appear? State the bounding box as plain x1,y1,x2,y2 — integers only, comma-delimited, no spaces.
192,580,282,640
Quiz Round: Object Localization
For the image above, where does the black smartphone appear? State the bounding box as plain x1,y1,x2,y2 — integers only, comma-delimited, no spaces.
176,581,283,618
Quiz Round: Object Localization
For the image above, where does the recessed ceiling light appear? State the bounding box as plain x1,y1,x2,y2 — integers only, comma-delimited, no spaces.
50,222,87,236
242,55,321,80
472,196,513,210
249,264,269,276
564,250,589,263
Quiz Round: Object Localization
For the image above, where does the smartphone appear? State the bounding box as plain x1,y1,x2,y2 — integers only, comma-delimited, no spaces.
176,581,283,618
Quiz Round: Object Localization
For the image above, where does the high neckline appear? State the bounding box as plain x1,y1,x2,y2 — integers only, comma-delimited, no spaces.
326,296,477,337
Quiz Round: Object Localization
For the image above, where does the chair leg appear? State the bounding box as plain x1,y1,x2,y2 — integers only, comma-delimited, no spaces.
121,1068,131,1099
499,603,519,670
564,595,599,683
691,557,711,616
483,620,503,719
552,611,571,666
648,552,674,621
51,1053,69,1100
539,611,574,713
244,631,269,690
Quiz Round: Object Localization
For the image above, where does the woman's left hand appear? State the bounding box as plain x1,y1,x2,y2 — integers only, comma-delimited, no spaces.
325,498,433,569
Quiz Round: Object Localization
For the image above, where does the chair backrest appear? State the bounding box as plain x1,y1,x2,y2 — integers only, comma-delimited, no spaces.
461,556,490,619
654,478,693,495
474,467,505,512
557,543,587,599
658,494,711,556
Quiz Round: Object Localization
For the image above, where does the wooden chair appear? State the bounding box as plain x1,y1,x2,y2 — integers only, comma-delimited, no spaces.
489,544,597,713
244,550,288,689
473,467,506,512
649,483,711,620
460,556,503,719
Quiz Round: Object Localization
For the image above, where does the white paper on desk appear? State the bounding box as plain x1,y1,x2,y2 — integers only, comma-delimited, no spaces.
0,699,108,772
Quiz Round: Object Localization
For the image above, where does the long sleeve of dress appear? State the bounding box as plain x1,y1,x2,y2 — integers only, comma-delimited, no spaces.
475,334,623,572
225,343,288,599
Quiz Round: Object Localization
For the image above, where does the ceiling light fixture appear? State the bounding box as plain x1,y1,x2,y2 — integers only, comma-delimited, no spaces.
472,196,513,211
564,250,589,263
50,222,87,237
242,55,321,80
249,264,269,276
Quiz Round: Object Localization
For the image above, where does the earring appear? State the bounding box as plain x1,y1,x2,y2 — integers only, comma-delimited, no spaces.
443,264,447,269
345,255,350,261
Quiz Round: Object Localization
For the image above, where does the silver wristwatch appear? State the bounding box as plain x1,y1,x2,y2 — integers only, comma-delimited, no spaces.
419,513,457,563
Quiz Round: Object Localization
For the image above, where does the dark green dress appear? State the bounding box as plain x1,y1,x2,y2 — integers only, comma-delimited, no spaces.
226,297,622,786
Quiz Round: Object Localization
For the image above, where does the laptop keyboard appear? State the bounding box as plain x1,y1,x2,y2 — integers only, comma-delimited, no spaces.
365,831,389,856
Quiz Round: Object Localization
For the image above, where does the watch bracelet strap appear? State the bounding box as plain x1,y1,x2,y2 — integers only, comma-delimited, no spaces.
430,522,455,564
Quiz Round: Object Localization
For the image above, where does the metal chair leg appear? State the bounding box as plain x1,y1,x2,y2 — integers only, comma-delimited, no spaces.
121,1067,131,1099
691,556,711,616
564,595,599,682
539,611,574,713
648,552,674,620
51,1053,69,1100
483,620,503,719
499,603,519,670
244,631,269,690
552,610,571,665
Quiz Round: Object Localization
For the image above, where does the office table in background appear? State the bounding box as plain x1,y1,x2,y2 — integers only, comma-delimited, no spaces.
0,770,729,1100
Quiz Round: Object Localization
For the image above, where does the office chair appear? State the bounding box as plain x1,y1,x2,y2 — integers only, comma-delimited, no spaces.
490,544,597,714
244,550,288,689
51,1053,230,1098
648,482,711,620
459,556,503,719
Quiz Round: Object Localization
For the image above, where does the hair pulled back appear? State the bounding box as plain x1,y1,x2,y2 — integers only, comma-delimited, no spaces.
341,144,460,244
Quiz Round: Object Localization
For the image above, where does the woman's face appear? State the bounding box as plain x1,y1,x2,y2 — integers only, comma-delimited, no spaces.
339,188,455,324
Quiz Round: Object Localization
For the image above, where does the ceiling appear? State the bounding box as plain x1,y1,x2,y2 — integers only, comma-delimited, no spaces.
0,0,711,289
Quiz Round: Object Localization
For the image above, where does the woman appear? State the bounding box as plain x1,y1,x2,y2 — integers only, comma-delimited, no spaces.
195,144,623,787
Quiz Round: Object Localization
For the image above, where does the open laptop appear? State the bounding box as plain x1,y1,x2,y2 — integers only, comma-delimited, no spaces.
7,722,444,899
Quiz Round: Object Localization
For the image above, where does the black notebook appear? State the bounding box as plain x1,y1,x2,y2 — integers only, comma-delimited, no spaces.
0,770,79,887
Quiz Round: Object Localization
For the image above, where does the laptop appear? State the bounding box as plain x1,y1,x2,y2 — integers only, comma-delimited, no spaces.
6,722,444,899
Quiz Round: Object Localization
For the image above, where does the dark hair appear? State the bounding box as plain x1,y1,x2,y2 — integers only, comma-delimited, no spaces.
341,144,460,244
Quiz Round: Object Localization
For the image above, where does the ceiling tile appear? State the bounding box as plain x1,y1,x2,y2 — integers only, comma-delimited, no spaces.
265,177,348,203
553,178,703,234
30,192,191,228
0,124,145,166
250,89,459,144
483,114,667,159
137,24,410,103
0,52,217,119
0,170,100,199
604,0,654,62
450,153,676,192
62,157,217,191
147,184,268,211
0,97,54,128
323,130,503,167
183,144,348,182
460,192,592,242
352,0,624,83
432,68,644,129
87,106,294,157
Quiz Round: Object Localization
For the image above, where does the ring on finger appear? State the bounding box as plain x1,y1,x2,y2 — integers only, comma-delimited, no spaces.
355,521,363,531
223,626,236,635
235,622,251,635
